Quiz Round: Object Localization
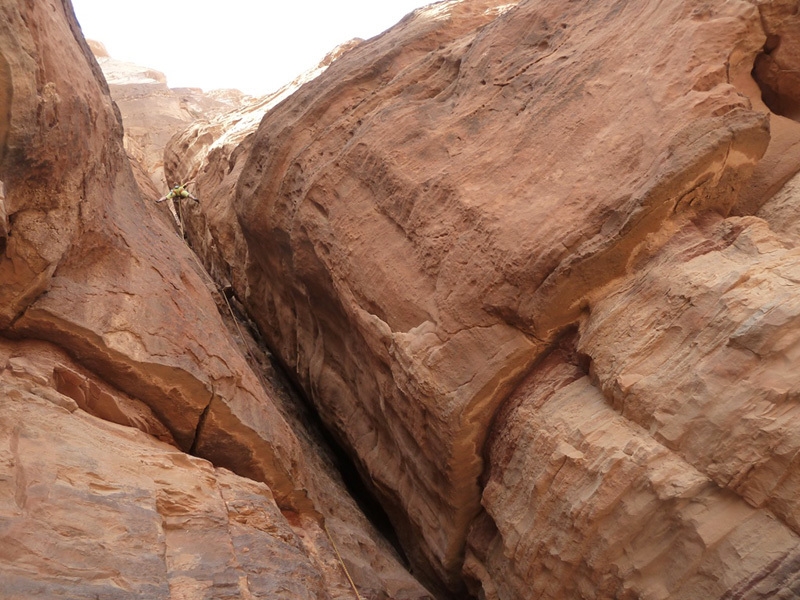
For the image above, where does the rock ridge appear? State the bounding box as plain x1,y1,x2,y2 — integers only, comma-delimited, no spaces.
0,0,433,597
6,0,800,598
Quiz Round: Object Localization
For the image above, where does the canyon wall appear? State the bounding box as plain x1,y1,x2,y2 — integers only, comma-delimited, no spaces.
4,0,800,598
0,0,431,598
166,0,800,597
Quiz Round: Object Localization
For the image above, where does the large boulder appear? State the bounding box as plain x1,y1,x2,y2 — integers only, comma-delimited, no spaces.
0,337,353,599
168,0,800,596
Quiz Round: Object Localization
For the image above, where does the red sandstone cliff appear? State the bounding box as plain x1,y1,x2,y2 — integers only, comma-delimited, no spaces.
5,0,800,598
0,1,430,598
166,0,800,598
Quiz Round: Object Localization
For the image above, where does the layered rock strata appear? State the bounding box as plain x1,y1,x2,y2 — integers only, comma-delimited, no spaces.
166,0,800,597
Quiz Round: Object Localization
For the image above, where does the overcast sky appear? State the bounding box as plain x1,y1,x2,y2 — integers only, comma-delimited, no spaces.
71,0,435,95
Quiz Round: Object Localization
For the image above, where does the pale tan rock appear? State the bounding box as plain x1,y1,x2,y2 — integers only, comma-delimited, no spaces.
464,345,800,600
578,215,800,533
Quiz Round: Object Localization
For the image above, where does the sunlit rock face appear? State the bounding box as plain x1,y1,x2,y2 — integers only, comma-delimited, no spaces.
8,0,800,596
0,1,432,598
167,0,800,597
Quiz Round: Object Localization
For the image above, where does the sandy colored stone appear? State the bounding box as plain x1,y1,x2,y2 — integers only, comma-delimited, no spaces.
465,345,800,599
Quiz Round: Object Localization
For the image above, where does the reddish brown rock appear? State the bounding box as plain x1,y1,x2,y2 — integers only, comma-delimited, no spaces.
465,327,800,599
9,0,800,596
735,3,800,215
0,0,432,597
0,340,336,599
163,38,363,290
167,0,797,593
752,0,800,119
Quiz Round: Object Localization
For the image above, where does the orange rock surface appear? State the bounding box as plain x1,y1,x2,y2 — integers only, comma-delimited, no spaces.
6,0,800,598
0,0,431,597
167,0,800,597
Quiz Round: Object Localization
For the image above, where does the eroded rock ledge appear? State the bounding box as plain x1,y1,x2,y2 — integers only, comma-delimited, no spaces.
6,0,800,598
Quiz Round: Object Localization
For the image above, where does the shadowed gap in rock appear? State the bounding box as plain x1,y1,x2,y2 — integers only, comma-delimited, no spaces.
752,34,800,120
218,286,411,569
0,50,10,166
0,51,11,256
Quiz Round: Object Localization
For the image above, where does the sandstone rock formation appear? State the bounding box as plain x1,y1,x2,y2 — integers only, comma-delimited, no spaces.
0,0,431,598
7,0,800,596
0,337,351,599
164,0,800,597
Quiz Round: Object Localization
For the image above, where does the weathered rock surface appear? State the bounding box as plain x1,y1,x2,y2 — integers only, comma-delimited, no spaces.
0,0,431,598
8,0,800,596
163,38,363,288
0,338,333,599
166,0,800,597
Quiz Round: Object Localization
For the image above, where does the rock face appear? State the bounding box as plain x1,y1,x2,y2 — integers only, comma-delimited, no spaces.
166,0,800,597
1,338,343,599
0,1,431,598
7,0,800,597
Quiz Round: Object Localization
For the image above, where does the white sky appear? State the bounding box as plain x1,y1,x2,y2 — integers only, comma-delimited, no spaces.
71,0,435,96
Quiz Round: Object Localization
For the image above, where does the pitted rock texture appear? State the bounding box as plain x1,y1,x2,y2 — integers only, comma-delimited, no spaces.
166,0,800,597
0,1,432,597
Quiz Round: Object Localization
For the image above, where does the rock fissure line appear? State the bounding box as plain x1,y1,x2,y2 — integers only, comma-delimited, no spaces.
188,390,214,456
105,0,800,597
171,209,416,583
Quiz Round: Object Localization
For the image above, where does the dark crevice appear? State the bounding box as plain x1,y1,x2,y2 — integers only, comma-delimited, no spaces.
276,346,411,567
480,324,585,488
306,384,411,568
218,286,410,569
0,49,12,169
188,394,214,456
752,35,800,121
